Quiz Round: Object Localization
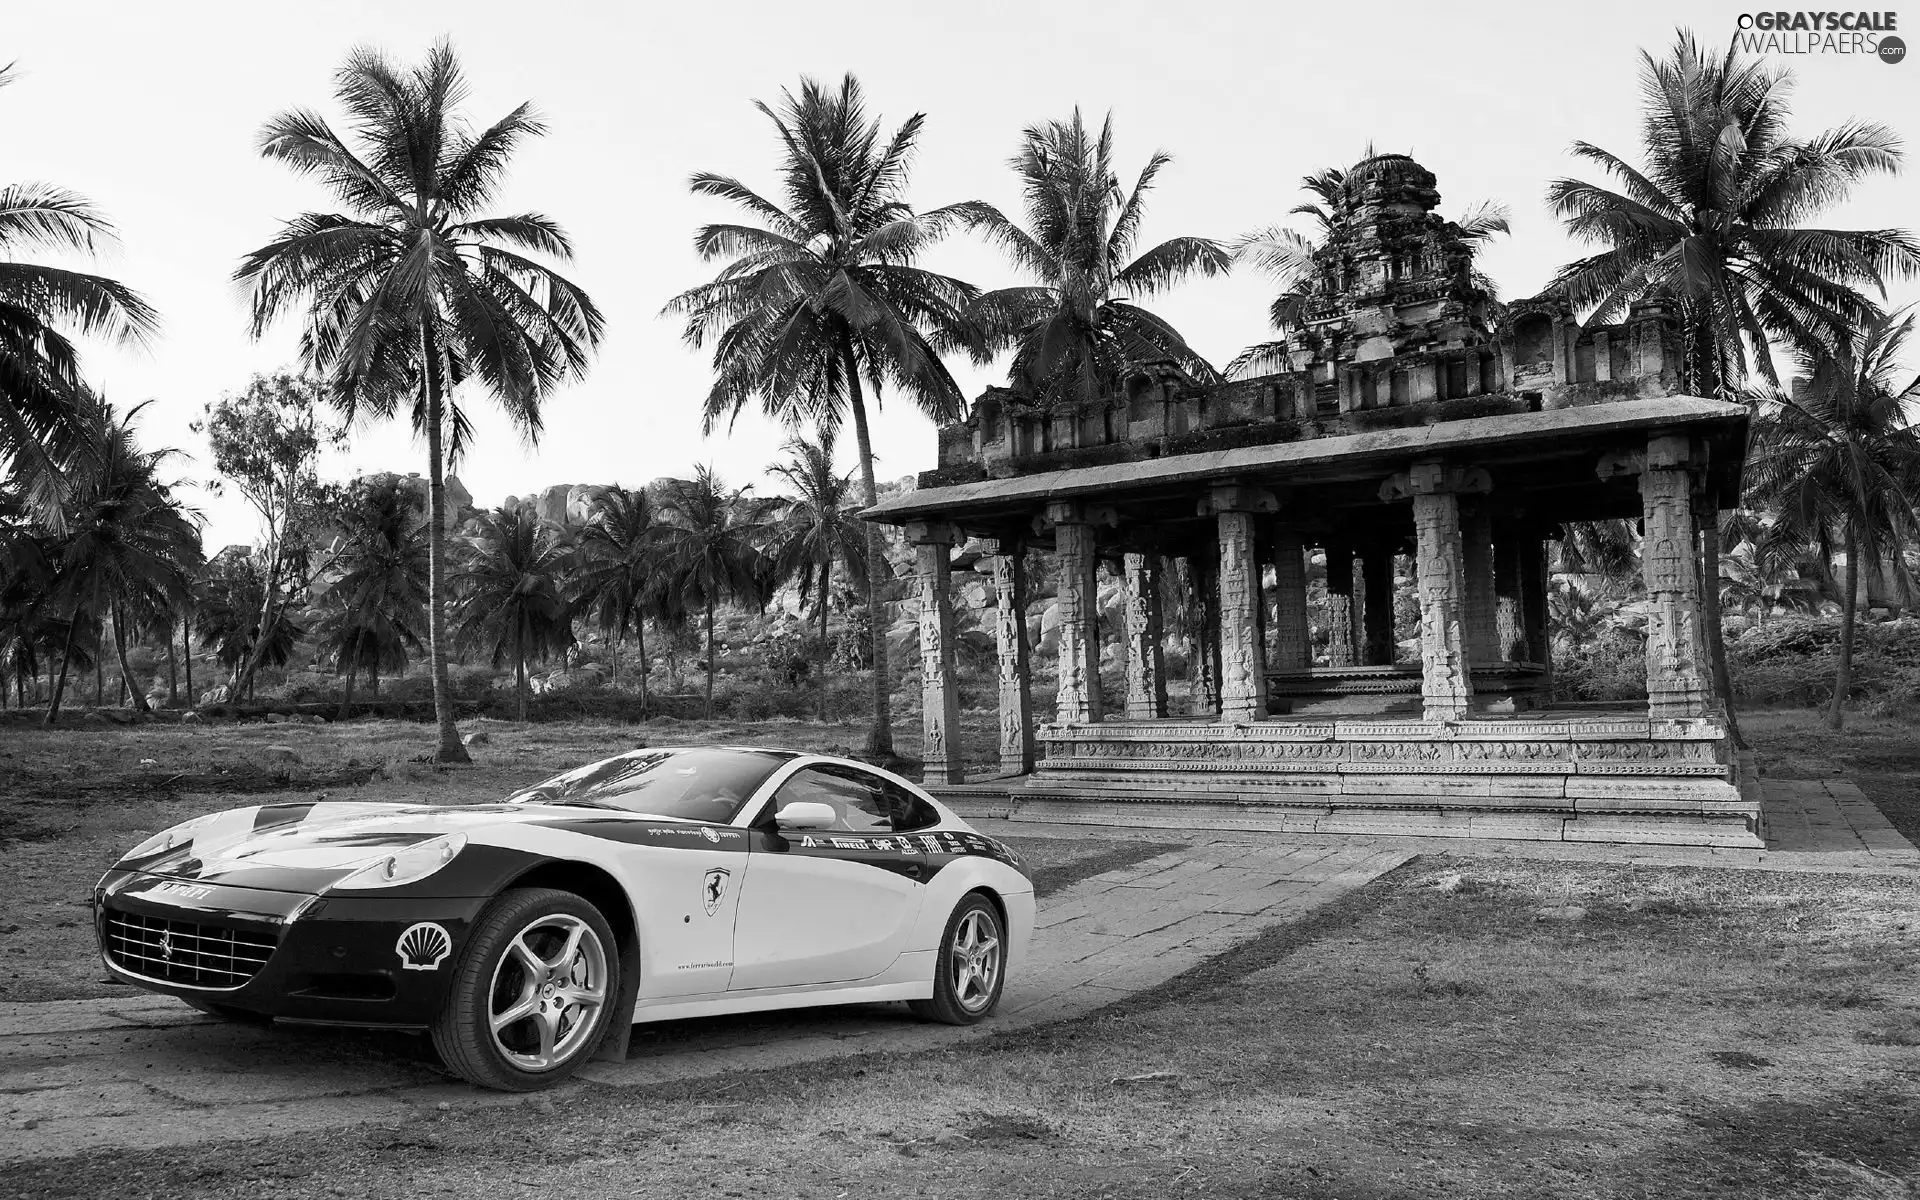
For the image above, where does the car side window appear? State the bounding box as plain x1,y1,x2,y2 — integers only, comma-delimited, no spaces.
882,782,940,833
767,767,937,833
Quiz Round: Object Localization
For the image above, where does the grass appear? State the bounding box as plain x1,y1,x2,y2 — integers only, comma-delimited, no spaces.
3,856,1915,1198
1744,708,1920,843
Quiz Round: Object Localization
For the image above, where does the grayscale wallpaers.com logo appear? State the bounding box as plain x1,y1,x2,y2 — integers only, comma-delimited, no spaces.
1735,12,1905,61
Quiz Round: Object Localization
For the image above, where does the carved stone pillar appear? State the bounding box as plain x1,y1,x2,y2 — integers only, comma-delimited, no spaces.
1045,502,1104,724
1639,435,1711,718
1269,527,1311,671
1493,526,1524,662
1202,486,1278,722
1383,462,1486,720
1521,535,1552,691
981,537,1034,775
1180,554,1221,716
906,521,963,784
1325,543,1356,668
1122,552,1167,719
1360,548,1396,665
1461,502,1499,665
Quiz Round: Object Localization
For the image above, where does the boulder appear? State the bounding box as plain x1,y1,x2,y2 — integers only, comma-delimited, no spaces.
536,483,573,526
181,711,203,724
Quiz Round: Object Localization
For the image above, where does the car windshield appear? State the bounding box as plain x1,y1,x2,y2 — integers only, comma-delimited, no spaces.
504,749,788,822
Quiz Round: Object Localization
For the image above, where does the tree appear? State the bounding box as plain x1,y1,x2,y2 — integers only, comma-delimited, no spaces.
194,371,341,701
654,468,775,717
665,73,982,757
0,66,160,519
320,476,428,713
1744,312,1920,729
194,551,300,697
1546,30,1920,743
964,109,1231,407
42,398,201,722
572,485,668,704
1231,154,1509,376
237,41,603,763
767,435,868,717
452,505,575,722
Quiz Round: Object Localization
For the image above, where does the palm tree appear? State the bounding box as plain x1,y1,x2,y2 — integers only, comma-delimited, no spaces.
964,109,1231,407
452,505,575,723
572,485,668,703
654,467,775,718
664,73,982,757
1230,154,1510,376
42,398,201,722
236,41,604,763
0,66,160,518
1546,31,1920,742
767,435,869,716
321,476,428,714
1744,312,1920,729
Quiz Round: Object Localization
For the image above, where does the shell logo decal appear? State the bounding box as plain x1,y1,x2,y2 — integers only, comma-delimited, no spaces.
396,922,453,971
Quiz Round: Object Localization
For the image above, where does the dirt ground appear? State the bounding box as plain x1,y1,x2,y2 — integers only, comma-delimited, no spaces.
2,856,1914,1199
0,712,1915,1198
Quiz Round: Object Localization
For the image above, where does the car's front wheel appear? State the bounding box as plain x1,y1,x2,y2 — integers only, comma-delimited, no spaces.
431,888,619,1091
910,892,1006,1025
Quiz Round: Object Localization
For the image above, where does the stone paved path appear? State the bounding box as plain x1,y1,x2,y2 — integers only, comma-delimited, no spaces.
0,842,1412,1163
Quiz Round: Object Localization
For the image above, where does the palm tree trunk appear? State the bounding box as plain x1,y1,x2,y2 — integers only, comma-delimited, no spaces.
45,605,83,725
842,342,893,758
817,554,832,722
703,599,716,718
422,323,471,764
1829,524,1860,730
516,622,528,723
182,613,193,703
339,628,363,720
1700,521,1744,748
113,604,151,715
636,618,649,709
166,631,178,707
94,640,103,707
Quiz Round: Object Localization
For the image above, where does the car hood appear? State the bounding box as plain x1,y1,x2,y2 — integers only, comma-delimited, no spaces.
117,799,696,893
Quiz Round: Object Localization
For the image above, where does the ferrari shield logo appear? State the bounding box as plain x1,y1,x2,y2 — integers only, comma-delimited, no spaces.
702,867,731,916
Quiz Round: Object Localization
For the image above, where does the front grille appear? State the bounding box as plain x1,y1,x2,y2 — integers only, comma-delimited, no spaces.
103,908,277,989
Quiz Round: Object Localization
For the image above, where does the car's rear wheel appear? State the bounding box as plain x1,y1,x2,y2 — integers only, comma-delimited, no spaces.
431,888,618,1092
910,892,1005,1025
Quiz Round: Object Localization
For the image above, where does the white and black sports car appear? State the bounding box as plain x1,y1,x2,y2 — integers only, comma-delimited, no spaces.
92,747,1034,1091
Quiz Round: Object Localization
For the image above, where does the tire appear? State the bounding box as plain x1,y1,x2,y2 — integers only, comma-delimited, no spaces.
431,888,620,1092
910,892,1007,1025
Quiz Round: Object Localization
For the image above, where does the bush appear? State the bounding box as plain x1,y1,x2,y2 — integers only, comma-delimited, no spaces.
1728,614,1920,713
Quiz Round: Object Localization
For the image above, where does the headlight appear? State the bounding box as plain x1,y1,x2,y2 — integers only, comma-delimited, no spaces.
332,834,467,890
122,814,220,860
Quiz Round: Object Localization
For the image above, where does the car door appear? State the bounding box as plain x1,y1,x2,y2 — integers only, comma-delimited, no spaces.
726,764,929,992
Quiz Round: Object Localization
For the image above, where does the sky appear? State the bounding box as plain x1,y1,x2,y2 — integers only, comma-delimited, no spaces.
9,0,1919,551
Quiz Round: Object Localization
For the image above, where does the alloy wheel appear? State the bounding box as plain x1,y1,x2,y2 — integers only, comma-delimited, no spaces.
487,913,608,1072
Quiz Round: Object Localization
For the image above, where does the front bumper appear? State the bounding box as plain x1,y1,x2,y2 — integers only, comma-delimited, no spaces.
94,869,491,1028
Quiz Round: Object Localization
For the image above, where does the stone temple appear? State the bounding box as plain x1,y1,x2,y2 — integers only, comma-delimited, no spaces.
864,154,1760,848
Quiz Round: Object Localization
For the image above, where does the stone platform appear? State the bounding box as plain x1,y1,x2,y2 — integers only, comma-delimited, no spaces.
957,710,1761,848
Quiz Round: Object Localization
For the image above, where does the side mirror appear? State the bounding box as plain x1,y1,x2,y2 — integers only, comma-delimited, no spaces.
775,801,838,831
